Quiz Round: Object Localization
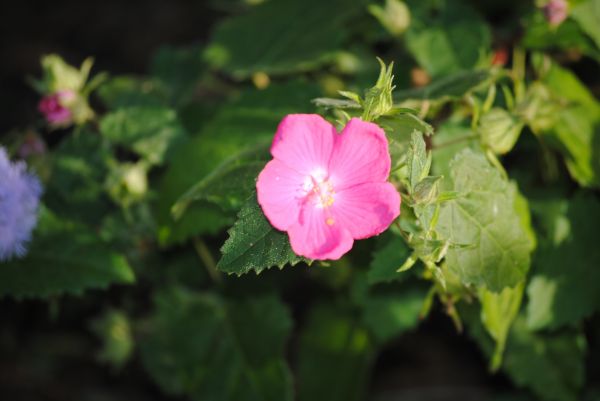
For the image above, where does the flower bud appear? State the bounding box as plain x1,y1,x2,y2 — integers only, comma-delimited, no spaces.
38,90,75,127
543,0,568,27
33,54,99,128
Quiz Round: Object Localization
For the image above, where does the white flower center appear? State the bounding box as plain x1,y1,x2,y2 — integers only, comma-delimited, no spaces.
303,168,335,214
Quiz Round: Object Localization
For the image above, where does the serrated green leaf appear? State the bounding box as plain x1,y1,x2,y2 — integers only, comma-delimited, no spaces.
218,195,304,275
155,81,319,245
436,149,532,291
368,234,411,284
0,219,135,299
173,142,270,218
100,106,187,165
526,194,600,330
205,0,364,78
404,1,491,77
140,289,293,401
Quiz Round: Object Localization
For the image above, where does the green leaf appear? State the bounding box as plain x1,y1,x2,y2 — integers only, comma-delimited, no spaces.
436,149,532,291
395,69,493,102
218,195,305,275
338,90,362,105
514,191,537,252
406,130,430,191
319,71,494,111
150,45,205,105
535,58,600,188
504,319,586,401
526,194,600,330
297,305,373,401
98,76,168,109
90,310,134,370
368,234,411,284
368,111,433,172
571,0,600,50
479,282,525,371
173,142,270,218
361,287,426,344
100,106,187,165
140,289,293,401
549,108,600,188
155,81,319,245
382,109,434,136
522,12,600,62
412,175,443,205
431,121,479,177
368,0,411,36
0,212,135,299
205,0,364,78
312,97,360,110
404,0,491,77
45,131,113,226
467,309,586,401
479,108,524,155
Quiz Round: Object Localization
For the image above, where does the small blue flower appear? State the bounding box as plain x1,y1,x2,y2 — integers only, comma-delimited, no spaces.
0,147,42,261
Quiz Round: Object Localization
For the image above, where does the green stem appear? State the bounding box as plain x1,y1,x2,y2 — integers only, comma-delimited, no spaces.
193,237,222,284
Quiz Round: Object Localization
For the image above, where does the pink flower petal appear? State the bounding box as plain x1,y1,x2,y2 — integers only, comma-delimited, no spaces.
332,182,400,239
271,114,337,175
328,118,391,189
287,205,354,260
257,159,305,231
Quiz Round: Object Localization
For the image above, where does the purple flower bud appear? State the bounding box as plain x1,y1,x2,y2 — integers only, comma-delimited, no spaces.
0,147,42,261
38,90,75,126
543,0,568,27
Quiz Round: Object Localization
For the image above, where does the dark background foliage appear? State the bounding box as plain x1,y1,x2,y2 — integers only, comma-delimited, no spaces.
1,1,599,400
0,0,220,134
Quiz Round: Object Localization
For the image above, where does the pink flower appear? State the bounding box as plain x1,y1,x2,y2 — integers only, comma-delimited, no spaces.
543,0,568,26
257,114,401,260
38,90,75,126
